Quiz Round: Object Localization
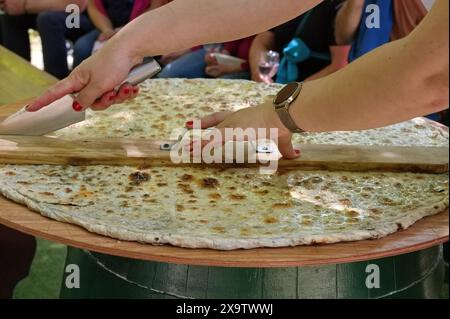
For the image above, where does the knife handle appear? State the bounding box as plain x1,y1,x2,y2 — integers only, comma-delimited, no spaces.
117,57,162,88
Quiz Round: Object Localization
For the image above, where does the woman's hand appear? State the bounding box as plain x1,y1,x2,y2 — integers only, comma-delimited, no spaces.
204,50,243,78
187,102,300,159
251,70,274,84
205,63,241,78
27,38,142,112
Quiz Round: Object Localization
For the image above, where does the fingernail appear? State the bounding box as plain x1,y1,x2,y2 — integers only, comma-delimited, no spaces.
72,101,83,112
123,88,130,94
295,149,300,155
108,92,116,101
186,120,193,127
133,87,139,93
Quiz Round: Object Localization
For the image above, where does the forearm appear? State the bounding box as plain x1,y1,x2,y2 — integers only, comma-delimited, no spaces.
293,43,448,132
87,0,113,32
292,0,448,132
25,0,87,13
114,0,321,60
249,32,276,78
334,0,364,45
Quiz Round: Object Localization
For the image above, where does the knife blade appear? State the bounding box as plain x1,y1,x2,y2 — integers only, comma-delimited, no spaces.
0,57,161,136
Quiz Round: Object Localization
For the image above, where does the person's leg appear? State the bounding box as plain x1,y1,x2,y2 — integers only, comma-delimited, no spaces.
0,225,36,299
1,14,37,61
36,11,72,79
72,29,100,68
158,49,207,78
218,71,251,80
65,12,95,43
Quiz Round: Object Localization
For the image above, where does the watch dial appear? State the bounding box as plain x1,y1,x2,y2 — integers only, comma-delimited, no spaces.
274,82,299,105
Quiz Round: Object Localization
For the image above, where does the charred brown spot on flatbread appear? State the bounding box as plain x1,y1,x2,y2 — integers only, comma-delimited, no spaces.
209,193,222,200
230,194,246,200
212,226,226,233
128,171,150,186
178,183,194,194
201,178,219,188
369,208,382,215
272,202,293,209
264,215,279,224
125,186,134,192
339,198,352,206
345,210,360,218
180,174,194,182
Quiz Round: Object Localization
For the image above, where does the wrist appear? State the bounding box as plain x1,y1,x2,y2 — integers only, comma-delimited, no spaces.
262,102,291,137
114,31,145,67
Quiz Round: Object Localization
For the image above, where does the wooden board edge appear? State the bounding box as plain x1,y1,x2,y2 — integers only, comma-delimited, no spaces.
0,199,447,268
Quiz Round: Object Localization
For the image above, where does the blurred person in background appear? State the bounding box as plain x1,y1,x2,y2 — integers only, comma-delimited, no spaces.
335,0,447,124
0,0,91,300
249,0,348,84
73,0,169,67
0,0,93,79
158,37,255,80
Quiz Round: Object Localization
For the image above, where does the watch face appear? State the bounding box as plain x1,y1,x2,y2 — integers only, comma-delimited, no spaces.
274,82,300,106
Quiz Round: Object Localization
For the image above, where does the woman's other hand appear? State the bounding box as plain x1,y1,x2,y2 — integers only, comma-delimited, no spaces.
187,102,300,159
27,38,142,112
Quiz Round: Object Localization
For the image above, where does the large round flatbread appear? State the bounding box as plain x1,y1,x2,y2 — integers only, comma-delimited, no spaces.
0,79,448,250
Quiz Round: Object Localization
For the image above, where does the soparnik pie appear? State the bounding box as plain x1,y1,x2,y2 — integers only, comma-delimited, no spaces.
0,79,448,250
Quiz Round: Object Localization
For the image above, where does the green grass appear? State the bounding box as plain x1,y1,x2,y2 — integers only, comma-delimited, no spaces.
13,239,67,299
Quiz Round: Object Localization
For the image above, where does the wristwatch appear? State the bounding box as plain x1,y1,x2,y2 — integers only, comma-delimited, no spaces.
273,82,305,133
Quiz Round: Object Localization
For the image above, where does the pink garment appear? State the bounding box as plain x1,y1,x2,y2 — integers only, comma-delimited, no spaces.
94,0,150,21
223,36,255,61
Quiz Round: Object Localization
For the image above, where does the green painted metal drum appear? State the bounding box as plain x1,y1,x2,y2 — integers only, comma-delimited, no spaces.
60,245,444,299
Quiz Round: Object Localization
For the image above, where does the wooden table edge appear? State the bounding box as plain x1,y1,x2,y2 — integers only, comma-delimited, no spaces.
0,201,447,267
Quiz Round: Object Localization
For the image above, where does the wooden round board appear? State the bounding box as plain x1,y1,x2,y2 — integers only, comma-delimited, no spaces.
0,196,447,267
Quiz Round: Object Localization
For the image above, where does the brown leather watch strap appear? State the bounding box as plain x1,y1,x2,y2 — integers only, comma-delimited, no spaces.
275,106,305,133
273,82,305,133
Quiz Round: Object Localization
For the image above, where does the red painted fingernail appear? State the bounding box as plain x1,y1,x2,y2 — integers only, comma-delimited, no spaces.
295,149,300,155
108,92,116,101
133,87,139,93
123,88,130,94
186,120,193,127
72,101,83,112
